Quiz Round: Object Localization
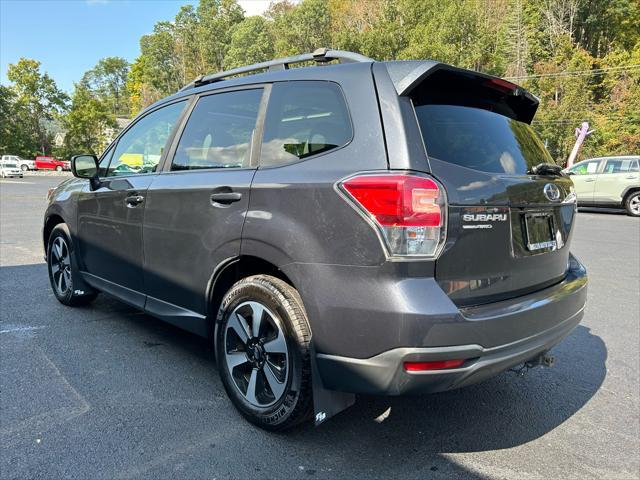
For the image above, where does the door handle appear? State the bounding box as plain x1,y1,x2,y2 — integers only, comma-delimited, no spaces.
584,179,595,182
125,194,145,206
626,176,636,179
210,192,242,205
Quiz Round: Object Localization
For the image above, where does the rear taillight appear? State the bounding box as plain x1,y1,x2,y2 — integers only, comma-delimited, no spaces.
339,173,447,258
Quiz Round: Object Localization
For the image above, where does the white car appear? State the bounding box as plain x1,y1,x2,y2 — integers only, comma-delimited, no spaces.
1,155,36,171
0,161,24,178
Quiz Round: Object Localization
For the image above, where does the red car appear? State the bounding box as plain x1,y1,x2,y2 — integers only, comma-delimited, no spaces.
35,156,70,172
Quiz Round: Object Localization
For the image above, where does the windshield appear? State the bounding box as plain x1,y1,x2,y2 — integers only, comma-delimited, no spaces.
415,104,554,174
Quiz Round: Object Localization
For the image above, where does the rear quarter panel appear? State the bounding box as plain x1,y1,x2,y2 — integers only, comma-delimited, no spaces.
241,64,389,270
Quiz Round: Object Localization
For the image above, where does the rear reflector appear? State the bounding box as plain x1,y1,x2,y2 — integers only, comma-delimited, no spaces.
339,173,447,257
404,359,465,371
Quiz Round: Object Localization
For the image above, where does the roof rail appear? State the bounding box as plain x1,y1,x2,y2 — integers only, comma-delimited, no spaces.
179,48,374,91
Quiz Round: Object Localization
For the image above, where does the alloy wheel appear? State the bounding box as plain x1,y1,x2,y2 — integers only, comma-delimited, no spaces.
50,236,72,296
224,301,289,407
630,194,640,216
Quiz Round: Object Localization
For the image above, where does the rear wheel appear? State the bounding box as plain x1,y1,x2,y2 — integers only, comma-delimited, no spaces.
215,275,313,431
625,191,640,217
47,224,97,306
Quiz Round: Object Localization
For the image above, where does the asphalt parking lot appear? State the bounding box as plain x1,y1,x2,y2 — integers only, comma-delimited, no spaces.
1,176,638,479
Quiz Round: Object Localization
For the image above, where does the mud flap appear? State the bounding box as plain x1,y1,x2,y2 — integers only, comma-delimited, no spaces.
68,234,96,298
310,341,355,426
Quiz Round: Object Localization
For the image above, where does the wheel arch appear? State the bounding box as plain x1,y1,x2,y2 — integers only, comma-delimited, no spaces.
622,186,640,203
206,255,296,336
43,214,65,255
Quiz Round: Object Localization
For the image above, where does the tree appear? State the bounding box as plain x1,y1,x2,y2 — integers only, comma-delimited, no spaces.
82,57,130,116
5,58,68,156
269,0,332,56
61,83,116,156
196,0,245,71
0,85,32,156
224,16,275,69
106,0,640,162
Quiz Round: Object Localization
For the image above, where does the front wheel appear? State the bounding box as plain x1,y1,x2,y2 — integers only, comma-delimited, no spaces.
21,164,28,171
215,275,313,431
55,165,63,172
624,192,640,217
47,224,97,306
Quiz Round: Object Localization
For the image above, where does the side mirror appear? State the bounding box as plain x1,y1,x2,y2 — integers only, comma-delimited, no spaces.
71,154,101,190
566,170,575,176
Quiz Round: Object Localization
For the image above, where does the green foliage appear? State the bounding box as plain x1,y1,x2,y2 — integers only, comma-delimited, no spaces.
225,16,275,69
2,58,68,157
3,0,637,162
60,83,116,157
82,57,130,116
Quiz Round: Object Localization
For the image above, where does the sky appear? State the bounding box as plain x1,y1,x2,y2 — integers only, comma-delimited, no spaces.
0,0,273,93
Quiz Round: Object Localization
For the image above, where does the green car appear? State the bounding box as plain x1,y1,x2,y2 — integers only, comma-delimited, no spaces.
566,156,640,217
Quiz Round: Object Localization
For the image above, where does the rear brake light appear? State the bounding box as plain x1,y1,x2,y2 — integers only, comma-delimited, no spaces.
484,78,517,94
404,359,465,371
339,173,447,257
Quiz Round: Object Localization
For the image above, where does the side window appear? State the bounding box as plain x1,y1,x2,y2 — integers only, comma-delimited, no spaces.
108,100,187,176
602,159,623,174
171,89,262,171
571,160,599,175
603,158,639,174
260,81,352,167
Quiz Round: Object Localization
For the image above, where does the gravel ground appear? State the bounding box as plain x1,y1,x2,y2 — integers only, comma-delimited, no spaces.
0,176,638,479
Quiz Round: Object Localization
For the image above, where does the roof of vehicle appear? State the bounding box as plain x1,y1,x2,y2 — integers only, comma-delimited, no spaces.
141,48,540,122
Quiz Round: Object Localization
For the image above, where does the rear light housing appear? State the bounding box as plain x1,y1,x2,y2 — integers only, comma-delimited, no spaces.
338,173,447,258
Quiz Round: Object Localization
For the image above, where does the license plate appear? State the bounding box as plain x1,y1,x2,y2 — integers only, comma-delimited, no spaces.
524,213,556,251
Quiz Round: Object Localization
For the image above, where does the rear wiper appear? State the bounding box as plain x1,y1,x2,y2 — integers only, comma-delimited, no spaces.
529,163,564,176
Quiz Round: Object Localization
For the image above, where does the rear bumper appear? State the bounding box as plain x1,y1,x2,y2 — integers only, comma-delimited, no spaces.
316,307,581,395
288,254,587,396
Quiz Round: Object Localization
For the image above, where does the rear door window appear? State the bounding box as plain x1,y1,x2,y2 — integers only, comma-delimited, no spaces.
260,81,352,167
171,89,263,170
602,158,639,174
414,104,554,175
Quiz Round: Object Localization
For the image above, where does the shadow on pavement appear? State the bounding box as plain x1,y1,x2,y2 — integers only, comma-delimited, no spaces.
1,263,607,478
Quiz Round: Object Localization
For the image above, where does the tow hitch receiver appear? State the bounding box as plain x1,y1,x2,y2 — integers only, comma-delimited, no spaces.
526,352,556,369
510,352,556,376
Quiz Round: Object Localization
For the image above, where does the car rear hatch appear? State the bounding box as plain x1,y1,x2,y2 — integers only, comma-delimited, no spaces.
384,63,577,307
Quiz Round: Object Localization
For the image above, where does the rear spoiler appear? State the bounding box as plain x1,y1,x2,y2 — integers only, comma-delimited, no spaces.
383,61,539,124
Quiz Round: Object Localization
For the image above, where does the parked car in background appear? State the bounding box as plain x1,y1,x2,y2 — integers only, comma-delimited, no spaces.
565,156,640,216
1,155,36,171
0,160,24,178
35,156,69,172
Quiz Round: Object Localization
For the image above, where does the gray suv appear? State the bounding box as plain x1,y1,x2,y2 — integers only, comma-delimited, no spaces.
43,49,588,430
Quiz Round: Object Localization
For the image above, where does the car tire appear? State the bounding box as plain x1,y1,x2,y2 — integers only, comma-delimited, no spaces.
624,191,640,217
55,166,63,172
215,275,313,431
47,224,98,306
21,164,28,171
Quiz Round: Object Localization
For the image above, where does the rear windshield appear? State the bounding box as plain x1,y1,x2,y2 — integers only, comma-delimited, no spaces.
415,104,554,174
